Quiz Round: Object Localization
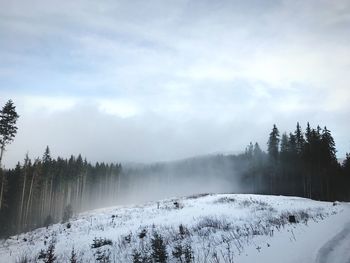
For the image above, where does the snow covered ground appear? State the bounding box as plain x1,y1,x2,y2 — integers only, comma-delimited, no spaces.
0,194,349,263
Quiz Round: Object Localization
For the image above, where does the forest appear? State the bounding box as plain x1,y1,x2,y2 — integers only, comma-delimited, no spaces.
0,100,349,238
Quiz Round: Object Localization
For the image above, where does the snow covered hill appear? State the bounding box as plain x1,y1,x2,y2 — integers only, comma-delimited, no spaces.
0,194,349,263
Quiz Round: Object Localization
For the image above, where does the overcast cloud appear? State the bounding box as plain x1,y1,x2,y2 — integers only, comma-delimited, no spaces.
0,0,350,167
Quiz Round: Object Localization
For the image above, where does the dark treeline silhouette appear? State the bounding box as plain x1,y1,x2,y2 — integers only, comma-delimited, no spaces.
242,122,350,201
0,147,121,237
0,122,349,238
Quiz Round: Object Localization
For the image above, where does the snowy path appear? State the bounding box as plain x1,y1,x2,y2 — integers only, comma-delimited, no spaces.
316,219,350,263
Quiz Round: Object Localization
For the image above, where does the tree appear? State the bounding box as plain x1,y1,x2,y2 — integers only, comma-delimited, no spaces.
267,124,280,162
321,127,337,164
43,146,52,165
0,100,19,168
343,153,350,174
294,122,304,156
0,100,19,210
280,133,289,162
151,232,168,263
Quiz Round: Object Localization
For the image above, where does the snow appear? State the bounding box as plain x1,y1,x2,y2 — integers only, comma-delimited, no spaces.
0,194,348,262
315,221,350,263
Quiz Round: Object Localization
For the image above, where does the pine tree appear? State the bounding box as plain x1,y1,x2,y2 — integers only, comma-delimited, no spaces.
280,133,289,162
42,242,56,263
267,124,280,162
321,127,337,164
0,100,19,210
151,232,168,263
0,100,19,167
343,153,350,174
43,146,52,164
294,122,304,156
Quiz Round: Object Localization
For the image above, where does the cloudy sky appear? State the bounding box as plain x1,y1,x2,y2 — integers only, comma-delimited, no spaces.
1,0,349,167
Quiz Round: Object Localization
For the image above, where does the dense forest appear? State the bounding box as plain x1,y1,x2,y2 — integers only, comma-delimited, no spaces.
0,100,349,238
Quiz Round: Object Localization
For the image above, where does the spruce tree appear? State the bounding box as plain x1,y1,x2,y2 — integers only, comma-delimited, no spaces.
151,232,168,263
0,100,19,167
280,133,289,162
0,100,19,211
321,127,337,164
294,122,304,156
267,124,280,162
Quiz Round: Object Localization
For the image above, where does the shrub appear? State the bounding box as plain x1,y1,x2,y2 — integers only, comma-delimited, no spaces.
91,237,113,248
139,229,147,239
132,250,143,263
38,242,56,263
70,247,77,263
172,243,193,262
151,232,167,263
94,248,111,263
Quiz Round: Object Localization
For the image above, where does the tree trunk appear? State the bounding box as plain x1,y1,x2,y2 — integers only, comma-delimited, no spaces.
25,171,36,226
18,166,27,232
0,172,4,211
0,146,4,210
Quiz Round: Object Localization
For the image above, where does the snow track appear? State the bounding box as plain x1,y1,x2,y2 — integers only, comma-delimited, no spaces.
316,214,350,263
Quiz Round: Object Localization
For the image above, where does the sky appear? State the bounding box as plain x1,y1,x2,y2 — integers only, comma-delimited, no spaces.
0,0,350,167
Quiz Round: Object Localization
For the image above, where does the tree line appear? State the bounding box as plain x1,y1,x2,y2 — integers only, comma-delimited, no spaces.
0,99,349,238
242,123,350,201
0,147,122,237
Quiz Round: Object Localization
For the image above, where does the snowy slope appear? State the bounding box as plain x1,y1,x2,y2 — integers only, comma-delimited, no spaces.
0,194,348,263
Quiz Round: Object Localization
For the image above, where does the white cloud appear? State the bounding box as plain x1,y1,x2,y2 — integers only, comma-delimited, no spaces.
1,0,350,166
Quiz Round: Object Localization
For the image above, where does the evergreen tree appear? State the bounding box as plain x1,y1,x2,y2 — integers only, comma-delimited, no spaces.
0,100,19,167
0,100,19,211
43,146,52,164
267,124,280,162
288,133,297,156
151,232,168,263
343,153,350,174
321,127,337,164
280,133,289,162
294,122,304,156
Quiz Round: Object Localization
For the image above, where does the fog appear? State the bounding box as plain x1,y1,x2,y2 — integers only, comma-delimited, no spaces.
1,0,350,239
2,100,349,170
117,155,248,205
1,0,350,168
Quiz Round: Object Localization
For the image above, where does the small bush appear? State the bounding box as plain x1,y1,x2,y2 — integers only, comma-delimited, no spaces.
91,237,113,248
186,193,210,199
94,248,111,263
38,242,56,263
151,232,168,263
179,224,190,238
138,229,147,239
70,247,77,263
172,243,194,263
214,197,236,204
132,250,143,263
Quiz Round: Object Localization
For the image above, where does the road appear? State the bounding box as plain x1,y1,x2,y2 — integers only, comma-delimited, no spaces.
316,221,350,263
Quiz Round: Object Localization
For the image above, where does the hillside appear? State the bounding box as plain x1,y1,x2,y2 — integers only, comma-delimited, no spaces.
0,194,349,263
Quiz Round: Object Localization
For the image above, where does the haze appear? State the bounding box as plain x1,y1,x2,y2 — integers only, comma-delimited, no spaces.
1,0,350,167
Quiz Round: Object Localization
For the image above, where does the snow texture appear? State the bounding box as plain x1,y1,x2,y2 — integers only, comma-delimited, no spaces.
0,194,348,262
